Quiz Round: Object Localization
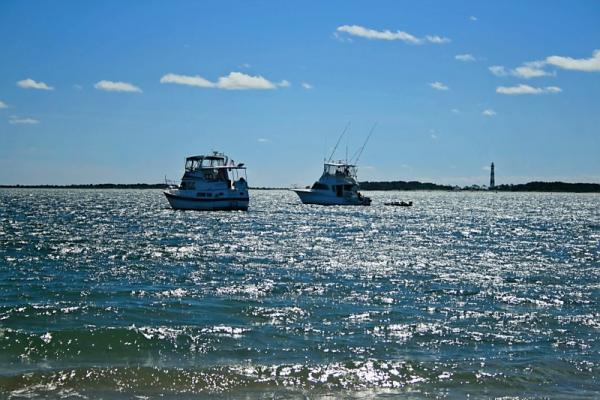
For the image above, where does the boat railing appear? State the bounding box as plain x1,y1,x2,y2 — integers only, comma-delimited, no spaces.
164,178,179,189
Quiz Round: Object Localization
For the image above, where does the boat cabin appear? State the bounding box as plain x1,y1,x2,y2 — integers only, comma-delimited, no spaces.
180,152,246,188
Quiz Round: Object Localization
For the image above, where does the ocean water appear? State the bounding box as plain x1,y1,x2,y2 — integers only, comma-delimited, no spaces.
0,189,598,399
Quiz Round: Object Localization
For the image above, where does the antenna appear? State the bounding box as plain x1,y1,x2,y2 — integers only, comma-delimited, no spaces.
351,122,377,165
328,122,351,162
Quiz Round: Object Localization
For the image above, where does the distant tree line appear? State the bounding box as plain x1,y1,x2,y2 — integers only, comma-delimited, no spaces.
494,181,600,193
359,181,454,191
358,180,600,192
0,183,168,189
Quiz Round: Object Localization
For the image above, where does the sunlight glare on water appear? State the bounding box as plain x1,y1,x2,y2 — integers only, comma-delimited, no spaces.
0,189,599,398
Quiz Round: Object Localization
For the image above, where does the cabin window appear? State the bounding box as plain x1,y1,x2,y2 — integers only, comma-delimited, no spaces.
311,182,329,190
344,184,354,191
180,181,195,190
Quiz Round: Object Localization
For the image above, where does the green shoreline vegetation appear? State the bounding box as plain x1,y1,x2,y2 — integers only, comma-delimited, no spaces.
1,181,599,192
359,181,600,192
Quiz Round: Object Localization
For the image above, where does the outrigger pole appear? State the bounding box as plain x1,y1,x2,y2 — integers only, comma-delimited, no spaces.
351,123,377,165
328,122,351,162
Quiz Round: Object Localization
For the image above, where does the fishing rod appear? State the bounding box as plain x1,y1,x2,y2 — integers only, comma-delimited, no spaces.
350,122,377,165
328,122,351,162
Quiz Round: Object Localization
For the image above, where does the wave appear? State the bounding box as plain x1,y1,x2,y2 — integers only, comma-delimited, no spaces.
1,359,597,399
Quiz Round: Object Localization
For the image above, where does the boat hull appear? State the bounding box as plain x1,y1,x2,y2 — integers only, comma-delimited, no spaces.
164,192,249,211
293,189,371,206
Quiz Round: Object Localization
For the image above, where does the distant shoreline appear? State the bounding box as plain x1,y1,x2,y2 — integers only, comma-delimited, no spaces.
1,181,599,193
359,180,600,193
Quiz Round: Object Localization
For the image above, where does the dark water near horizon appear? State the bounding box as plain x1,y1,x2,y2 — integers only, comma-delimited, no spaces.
0,189,598,399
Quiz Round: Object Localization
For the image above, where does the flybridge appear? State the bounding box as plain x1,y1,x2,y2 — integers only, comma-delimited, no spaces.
323,162,358,178
185,152,245,171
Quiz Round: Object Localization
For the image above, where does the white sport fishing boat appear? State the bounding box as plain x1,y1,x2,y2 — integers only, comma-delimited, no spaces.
164,152,249,211
293,161,371,205
292,124,374,206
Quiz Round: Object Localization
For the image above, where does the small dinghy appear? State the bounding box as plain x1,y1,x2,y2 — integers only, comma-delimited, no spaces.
384,201,413,207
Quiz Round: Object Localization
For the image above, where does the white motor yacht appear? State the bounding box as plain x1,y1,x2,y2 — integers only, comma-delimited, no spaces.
293,161,371,206
164,152,249,211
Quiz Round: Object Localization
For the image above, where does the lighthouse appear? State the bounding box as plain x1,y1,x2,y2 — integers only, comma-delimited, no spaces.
490,162,495,189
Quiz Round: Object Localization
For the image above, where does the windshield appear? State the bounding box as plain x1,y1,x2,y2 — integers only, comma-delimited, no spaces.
185,156,227,171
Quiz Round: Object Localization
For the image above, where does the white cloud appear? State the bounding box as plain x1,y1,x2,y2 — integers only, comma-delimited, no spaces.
490,50,600,82
497,84,540,95
482,109,496,117
216,72,277,90
511,61,553,79
455,54,476,62
0,100,7,109
336,24,450,45
470,16,478,21
430,133,438,139
160,73,215,88
512,66,549,79
544,86,562,93
545,49,600,72
489,63,552,79
161,72,284,91
451,108,460,114
430,81,449,91
337,25,421,43
426,35,451,44
94,80,142,93
257,138,270,143
17,78,53,90
496,84,562,95
9,116,39,124
302,82,314,90
489,65,508,76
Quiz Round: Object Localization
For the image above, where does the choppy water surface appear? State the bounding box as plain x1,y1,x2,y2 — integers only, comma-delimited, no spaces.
0,189,598,398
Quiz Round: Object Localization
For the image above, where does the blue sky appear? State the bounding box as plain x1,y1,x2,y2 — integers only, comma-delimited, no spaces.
1,0,599,186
